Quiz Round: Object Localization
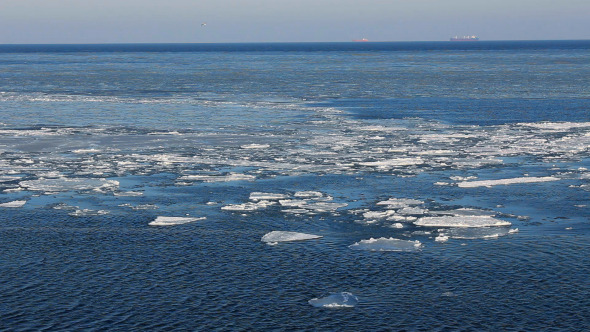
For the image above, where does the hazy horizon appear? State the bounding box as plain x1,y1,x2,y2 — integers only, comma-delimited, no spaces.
2,0,589,44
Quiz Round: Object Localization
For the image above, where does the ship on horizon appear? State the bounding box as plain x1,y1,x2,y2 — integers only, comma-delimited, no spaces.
450,35,479,41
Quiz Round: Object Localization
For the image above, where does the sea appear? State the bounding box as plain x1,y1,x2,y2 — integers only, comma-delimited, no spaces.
0,40,589,331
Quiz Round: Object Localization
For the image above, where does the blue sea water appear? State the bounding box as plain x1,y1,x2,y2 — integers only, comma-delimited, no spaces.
0,41,589,331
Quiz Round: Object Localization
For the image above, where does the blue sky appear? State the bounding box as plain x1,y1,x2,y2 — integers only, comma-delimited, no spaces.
1,0,589,43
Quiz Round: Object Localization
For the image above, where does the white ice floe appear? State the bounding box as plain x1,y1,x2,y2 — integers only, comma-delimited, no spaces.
429,208,496,217
221,201,275,211
261,231,322,243
240,144,270,149
376,198,423,207
440,227,518,239
358,157,424,168
303,202,347,212
72,148,102,154
19,178,119,193
149,216,205,226
435,235,449,243
349,238,423,252
69,209,110,217
113,191,144,197
519,122,590,131
179,173,256,182
249,192,288,201
293,191,324,198
415,216,511,228
309,292,358,308
457,176,559,188
0,200,26,208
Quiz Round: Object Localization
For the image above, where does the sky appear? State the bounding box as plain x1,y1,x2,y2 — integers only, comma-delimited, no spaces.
1,0,589,44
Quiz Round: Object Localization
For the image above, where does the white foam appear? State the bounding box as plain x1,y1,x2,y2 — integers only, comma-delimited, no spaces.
457,176,559,188
0,200,26,208
349,238,423,252
261,231,322,243
415,216,511,228
149,216,205,226
308,292,358,308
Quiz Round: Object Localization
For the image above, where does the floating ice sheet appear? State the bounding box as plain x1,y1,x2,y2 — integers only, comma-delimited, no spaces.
376,198,423,207
440,227,517,239
457,176,560,188
149,216,205,226
249,192,288,201
179,173,256,182
261,231,322,243
0,200,26,208
415,216,511,227
349,238,423,252
221,201,275,211
19,178,119,193
309,292,358,308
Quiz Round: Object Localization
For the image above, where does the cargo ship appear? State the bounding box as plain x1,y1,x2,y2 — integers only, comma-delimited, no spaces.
450,35,479,41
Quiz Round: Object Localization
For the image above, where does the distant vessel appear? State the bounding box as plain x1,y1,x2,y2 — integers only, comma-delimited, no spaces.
353,38,369,42
450,35,479,41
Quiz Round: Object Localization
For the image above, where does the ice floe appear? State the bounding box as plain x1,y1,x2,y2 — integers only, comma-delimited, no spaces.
415,216,511,227
178,173,256,182
457,176,560,188
0,200,26,208
349,238,423,252
69,209,110,217
240,144,270,149
261,231,322,244
19,178,119,193
249,192,288,201
149,216,205,226
438,227,518,240
309,292,358,308
376,198,423,207
221,201,275,211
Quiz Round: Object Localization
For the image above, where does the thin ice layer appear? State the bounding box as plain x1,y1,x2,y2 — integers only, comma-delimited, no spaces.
261,231,322,243
415,216,511,227
349,238,423,252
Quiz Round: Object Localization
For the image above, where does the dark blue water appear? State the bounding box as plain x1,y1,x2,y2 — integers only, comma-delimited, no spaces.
0,41,589,331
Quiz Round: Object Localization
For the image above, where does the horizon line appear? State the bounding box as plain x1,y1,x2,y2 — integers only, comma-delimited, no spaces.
1,39,590,46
